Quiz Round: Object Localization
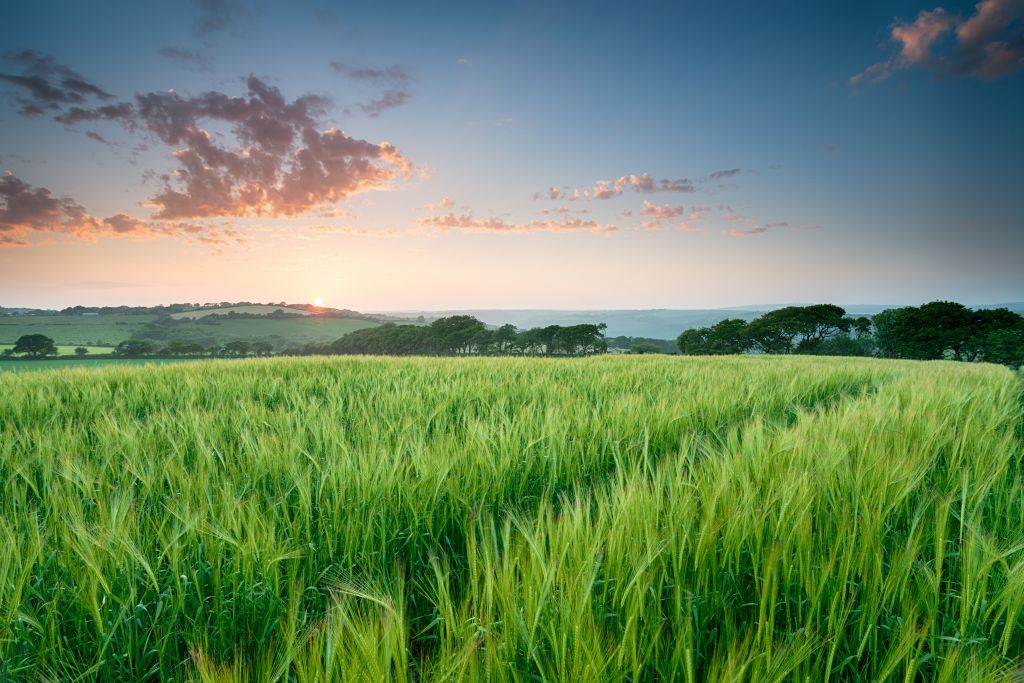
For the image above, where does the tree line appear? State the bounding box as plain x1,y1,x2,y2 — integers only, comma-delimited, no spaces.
304,316,608,357
677,302,1024,367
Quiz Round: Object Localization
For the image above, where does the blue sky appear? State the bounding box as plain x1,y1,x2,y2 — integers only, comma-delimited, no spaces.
0,0,1021,309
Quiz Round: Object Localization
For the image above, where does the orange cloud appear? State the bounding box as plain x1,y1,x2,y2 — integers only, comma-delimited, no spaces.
0,171,243,248
852,0,1024,85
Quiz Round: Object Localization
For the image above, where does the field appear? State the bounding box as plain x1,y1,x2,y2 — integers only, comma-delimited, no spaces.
1,356,1022,681
0,344,114,357
0,314,157,346
0,314,379,348
170,305,315,320
0,358,192,373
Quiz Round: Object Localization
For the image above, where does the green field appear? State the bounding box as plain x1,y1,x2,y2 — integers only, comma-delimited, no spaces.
0,314,157,346
1,356,1022,681
0,314,378,348
0,358,194,373
170,305,315,319
0,344,114,357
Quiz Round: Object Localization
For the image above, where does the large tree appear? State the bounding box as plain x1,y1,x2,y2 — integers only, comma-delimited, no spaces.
13,334,57,358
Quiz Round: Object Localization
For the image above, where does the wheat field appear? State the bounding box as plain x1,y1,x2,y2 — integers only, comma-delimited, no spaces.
1,356,1022,681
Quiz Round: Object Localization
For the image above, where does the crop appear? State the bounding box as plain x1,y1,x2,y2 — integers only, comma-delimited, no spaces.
1,356,1021,681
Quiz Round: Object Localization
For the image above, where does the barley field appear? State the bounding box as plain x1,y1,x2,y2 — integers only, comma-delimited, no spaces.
1,356,1022,681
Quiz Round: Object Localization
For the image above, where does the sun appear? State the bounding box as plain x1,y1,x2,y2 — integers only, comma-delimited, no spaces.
313,297,324,307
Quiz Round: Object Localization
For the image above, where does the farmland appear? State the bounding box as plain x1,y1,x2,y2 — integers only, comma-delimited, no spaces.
0,313,380,349
1,356,1022,681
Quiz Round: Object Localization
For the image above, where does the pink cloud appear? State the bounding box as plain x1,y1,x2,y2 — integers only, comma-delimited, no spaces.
418,210,615,234
852,0,1024,85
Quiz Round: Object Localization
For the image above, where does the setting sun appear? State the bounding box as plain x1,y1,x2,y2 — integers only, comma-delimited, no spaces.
314,298,324,307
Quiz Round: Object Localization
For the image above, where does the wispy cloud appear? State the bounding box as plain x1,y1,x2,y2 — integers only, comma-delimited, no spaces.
852,0,1024,85
191,0,244,37
0,50,113,117
418,210,615,234
536,168,744,202
330,62,413,117
159,47,212,72
421,196,455,210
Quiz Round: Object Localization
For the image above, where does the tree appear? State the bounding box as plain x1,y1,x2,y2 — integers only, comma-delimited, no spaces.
429,315,487,354
74,347,88,356
251,341,275,356
630,342,663,354
884,301,973,360
677,319,749,355
223,340,252,356
13,334,57,358
114,340,156,357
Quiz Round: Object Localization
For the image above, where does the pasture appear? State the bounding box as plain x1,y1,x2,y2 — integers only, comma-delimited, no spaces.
0,356,1021,681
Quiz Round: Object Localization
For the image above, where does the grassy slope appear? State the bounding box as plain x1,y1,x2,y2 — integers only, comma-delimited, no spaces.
0,314,157,345
170,305,314,319
146,316,378,345
0,356,1021,681
0,314,377,347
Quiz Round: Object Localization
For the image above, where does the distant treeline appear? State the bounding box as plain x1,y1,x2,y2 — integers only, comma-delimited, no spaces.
303,316,608,357
678,302,1024,367
1,302,374,319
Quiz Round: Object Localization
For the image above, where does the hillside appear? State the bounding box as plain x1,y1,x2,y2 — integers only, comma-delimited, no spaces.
169,304,316,319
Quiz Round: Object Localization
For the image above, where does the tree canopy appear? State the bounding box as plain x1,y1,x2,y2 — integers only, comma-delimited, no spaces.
13,334,57,358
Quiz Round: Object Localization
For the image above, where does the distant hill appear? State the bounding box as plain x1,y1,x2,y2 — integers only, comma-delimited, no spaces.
170,305,315,319
377,309,771,339
381,303,1024,339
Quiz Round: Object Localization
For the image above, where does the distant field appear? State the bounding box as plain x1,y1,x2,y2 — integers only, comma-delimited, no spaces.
0,314,156,345
0,313,378,348
170,305,315,319
145,316,379,346
0,344,114,356
1,356,1021,680
0,358,194,373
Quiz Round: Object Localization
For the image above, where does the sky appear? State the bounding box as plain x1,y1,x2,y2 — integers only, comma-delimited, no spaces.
0,0,1022,310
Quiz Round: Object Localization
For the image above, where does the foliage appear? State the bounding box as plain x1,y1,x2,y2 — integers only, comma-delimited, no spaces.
0,357,1021,680
678,302,1024,367
12,333,57,358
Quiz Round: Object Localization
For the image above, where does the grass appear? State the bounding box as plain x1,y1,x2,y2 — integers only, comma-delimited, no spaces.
0,355,1021,681
0,314,378,348
0,314,157,346
0,358,193,373
0,344,114,357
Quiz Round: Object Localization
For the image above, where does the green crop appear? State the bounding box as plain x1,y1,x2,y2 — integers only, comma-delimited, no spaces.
1,356,1021,681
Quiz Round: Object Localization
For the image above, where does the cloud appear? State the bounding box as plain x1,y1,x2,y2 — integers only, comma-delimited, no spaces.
728,226,770,237
159,47,212,72
331,62,413,117
0,50,113,117
851,0,1024,85
422,196,455,210
191,0,243,36
0,171,239,248
537,169,740,203
706,168,742,181
418,210,615,234
0,56,416,241
128,77,408,219
308,225,398,238
640,200,684,220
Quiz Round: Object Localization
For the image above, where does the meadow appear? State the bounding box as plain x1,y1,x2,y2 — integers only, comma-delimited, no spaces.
0,314,379,348
0,356,1022,681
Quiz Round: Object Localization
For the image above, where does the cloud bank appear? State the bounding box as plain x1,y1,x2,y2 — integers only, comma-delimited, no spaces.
852,0,1024,85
